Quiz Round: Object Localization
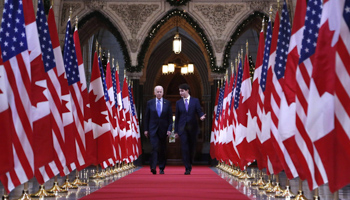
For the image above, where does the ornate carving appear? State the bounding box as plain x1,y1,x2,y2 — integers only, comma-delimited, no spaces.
85,0,106,10
213,39,225,53
109,4,159,38
194,4,244,38
61,3,82,26
248,1,269,12
128,39,140,53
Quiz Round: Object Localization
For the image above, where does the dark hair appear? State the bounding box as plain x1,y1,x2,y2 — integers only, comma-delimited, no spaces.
179,83,190,92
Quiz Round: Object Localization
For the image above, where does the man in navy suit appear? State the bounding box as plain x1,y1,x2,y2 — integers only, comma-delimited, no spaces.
174,83,206,175
144,86,173,175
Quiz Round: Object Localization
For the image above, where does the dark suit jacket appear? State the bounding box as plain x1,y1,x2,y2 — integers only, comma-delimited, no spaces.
144,98,173,136
175,97,204,135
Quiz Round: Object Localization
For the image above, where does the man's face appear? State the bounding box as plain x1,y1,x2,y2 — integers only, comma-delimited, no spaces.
179,88,189,98
154,87,163,99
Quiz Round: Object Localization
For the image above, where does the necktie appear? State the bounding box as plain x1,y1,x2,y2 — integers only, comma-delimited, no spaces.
157,99,161,117
185,99,188,111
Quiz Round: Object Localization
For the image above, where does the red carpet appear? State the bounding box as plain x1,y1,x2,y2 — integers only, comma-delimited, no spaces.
81,166,250,200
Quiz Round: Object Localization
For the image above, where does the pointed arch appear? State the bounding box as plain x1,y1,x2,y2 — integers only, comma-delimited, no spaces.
77,11,131,69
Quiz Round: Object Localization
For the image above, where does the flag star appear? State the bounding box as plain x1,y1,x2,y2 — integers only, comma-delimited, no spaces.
346,6,350,13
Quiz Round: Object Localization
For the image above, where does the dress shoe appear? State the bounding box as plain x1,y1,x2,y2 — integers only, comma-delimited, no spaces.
184,170,191,175
159,169,164,174
151,169,156,175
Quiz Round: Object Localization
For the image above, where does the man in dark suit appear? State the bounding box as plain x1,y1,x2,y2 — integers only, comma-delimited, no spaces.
144,86,173,175
174,83,206,175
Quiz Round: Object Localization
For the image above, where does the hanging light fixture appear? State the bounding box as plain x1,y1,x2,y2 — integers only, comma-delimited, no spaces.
168,62,175,73
181,66,188,75
173,16,181,54
162,64,168,74
187,63,194,74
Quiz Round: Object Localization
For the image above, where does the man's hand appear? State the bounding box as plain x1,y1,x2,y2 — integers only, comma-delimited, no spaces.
200,114,206,121
144,131,149,138
167,131,172,136
174,133,179,139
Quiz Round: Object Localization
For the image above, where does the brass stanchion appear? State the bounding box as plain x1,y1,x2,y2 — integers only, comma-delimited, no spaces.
295,179,308,200
72,170,88,186
252,170,265,187
89,165,103,179
267,174,283,195
47,180,68,193
17,183,31,200
313,188,320,200
61,176,78,189
30,185,56,198
2,190,9,200
279,179,295,199
259,175,274,191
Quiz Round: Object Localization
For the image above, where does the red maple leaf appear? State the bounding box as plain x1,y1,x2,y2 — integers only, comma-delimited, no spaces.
61,98,70,114
31,80,47,107
90,93,108,127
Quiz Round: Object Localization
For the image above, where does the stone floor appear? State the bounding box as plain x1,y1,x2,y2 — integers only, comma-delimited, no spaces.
1,165,349,200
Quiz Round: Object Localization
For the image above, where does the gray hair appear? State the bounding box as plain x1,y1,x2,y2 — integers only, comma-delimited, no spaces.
154,85,164,92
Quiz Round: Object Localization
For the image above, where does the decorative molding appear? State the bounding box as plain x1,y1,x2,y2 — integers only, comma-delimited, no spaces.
213,39,225,53
194,4,244,38
61,3,82,26
128,39,140,53
109,4,159,38
248,1,269,12
85,0,106,10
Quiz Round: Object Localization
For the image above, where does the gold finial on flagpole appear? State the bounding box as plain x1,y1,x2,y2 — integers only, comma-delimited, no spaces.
262,16,265,32
51,0,54,7
112,57,115,69
99,46,102,58
124,69,127,79
116,61,119,72
277,0,280,10
75,16,78,29
230,60,234,75
217,80,220,88
269,5,273,20
69,7,72,20
235,57,238,74
108,50,110,62
246,40,249,57
95,41,98,53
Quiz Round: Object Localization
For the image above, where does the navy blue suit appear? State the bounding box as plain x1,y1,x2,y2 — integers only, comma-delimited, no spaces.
144,98,173,170
175,97,204,171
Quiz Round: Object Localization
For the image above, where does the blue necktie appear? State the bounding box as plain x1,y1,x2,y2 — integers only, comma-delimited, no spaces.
185,99,188,112
157,99,161,117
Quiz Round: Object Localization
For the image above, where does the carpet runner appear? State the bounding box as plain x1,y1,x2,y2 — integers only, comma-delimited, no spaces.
81,166,250,200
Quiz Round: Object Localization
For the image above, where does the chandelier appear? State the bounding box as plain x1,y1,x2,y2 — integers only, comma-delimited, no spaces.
162,62,194,75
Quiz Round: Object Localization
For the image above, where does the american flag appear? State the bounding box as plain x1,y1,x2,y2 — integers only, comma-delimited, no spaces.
268,0,298,180
63,17,86,170
332,0,350,192
295,0,327,190
129,85,140,158
234,58,243,110
279,0,311,186
34,0,63,184
0,0,33,193
258,16,274,174
99,54,109,101
214,84,224,161
73,24,94,169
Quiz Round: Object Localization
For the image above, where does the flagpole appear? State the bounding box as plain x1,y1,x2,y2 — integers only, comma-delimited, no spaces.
294,179,308,200
17,183,31,200
2,190,9,200
313,188,320,200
